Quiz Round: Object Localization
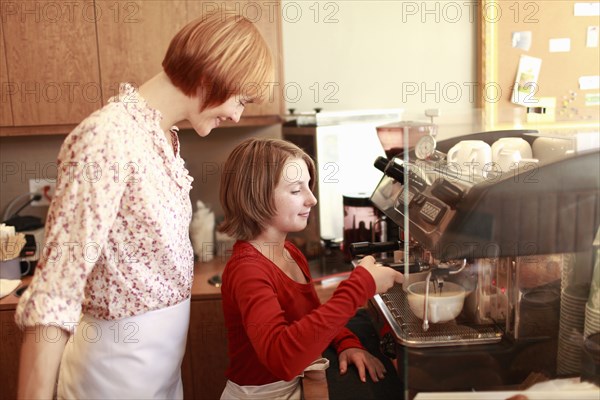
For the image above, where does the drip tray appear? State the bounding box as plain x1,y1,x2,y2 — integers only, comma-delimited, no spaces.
374,285,503,348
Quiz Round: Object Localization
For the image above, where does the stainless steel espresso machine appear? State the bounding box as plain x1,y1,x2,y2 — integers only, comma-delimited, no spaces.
352,128,600,396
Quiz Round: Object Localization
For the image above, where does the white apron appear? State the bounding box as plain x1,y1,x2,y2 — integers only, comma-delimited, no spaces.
57,298,191,400
220,358,330,400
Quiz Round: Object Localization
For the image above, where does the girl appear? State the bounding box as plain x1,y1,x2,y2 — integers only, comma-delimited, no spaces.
15,12,273,400
218,138,404,399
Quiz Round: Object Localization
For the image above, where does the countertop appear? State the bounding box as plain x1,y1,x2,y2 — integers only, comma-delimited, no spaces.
0,258,228,311
0,257,344,310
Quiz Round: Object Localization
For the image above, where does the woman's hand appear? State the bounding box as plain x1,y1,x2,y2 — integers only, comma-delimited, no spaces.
338,347,387,383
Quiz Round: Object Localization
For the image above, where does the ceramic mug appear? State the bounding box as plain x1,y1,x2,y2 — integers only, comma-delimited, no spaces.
532,137,575,162
491,138,533,162
0,258,29,280
494,148,522,173
447,140,492,179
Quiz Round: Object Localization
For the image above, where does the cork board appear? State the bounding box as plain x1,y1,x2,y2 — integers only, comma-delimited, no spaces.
480,0,599,128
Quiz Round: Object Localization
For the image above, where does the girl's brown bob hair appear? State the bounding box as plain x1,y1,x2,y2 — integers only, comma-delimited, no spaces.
219,138,316,241
162,12,273,111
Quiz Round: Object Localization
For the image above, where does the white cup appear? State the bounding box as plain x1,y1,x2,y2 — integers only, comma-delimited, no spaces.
494,148,522,173
532,137,575,162
491,137,533,163
0,258,28,280
447,140,492,179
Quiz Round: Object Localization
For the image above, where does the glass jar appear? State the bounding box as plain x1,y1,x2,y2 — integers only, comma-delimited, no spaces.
376,121,437,159
342,193,379,262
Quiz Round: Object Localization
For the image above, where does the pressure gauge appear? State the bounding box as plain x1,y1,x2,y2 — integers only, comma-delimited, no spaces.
415,135,437,160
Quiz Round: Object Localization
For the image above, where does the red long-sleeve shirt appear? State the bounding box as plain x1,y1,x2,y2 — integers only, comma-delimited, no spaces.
221,241,376,385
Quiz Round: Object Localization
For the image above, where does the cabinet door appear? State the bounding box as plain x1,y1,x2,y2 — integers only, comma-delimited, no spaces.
182,299,228,399
244,1,284,117
0,310,22,400
2,0,102,126
0,22,13,126
96,0,188,103
186,1,284,117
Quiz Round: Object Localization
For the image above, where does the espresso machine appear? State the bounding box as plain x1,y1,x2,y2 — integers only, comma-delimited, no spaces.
351,127,600,396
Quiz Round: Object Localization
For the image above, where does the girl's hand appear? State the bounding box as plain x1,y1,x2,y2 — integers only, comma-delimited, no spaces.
358,256,404,293
338,347,387,383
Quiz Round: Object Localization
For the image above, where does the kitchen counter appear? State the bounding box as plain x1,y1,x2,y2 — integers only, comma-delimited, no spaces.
0,259,227,311
1,256,345,310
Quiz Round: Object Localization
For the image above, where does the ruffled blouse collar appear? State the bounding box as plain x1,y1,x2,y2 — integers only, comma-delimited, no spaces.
110,83,192,190
110,82,163,124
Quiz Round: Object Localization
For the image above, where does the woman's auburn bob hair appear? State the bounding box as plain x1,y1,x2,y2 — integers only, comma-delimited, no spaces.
162,12,274,110
219,138,316,241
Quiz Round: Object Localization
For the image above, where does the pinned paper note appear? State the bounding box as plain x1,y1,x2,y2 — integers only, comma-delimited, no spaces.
511,55,542,106
574,2,600,16
549,38,571,52
587,26,599,47
512,31,532,51
585,93,600,106
579,75,600,90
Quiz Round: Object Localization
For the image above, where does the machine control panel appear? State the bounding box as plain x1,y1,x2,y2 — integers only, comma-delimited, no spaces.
419,198,446,225
395,186,448,227
372,155,474,247
431,178,463,209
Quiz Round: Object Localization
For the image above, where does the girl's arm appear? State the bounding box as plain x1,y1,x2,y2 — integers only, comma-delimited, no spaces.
228,263,376,381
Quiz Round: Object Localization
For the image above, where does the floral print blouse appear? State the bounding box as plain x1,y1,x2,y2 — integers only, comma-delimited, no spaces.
15,83,194,328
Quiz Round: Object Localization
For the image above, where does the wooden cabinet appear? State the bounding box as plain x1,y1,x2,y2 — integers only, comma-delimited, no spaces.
0,0,283,135
0,310,22,400
1,0,102,127
95,0,189,103
186,0,285,118
246,1,284,118
181,298,229,400
0,22,13,126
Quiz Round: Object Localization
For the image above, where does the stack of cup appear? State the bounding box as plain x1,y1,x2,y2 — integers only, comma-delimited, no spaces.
581,333,600,386
532,136,575,163
581,229,600,384
584,245,600,338
557,282,590,375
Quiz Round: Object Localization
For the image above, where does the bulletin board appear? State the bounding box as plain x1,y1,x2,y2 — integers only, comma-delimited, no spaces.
479,0,600,129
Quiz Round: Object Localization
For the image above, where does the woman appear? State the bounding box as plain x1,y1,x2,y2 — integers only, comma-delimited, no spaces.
218,138,404,399
15,12,273,400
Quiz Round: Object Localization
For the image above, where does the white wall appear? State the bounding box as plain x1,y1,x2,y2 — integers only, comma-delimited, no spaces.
281,0,477,124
